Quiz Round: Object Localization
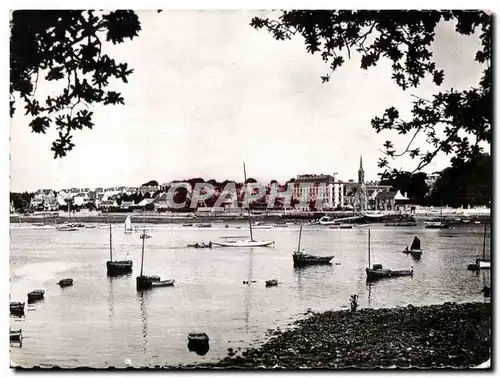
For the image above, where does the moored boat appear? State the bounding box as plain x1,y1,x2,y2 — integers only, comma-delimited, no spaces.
58,278,74,287
211,237,274,247
293,224,334,267
265,279,278,287
106,222,133,276
188,332,210,355
136,229,174,290
27,289,45,303
10,302,25,317
10,329,22,344
365,229,413,281
151,279,175,287
425,221,449,229
467,224,491,271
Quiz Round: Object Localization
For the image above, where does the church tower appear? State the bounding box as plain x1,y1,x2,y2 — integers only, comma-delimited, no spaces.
358,155,365,185
354,155,368,211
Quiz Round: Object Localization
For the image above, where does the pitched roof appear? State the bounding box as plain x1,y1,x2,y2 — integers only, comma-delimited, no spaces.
296,174,336,183
375,191,397,200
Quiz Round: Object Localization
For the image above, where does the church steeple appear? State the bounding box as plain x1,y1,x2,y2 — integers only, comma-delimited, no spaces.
358,155,365,184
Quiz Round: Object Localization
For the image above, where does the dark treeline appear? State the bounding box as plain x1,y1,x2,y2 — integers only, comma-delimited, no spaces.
380,153,491,207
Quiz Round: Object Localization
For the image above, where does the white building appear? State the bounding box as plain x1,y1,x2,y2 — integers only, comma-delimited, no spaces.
291,174,344,210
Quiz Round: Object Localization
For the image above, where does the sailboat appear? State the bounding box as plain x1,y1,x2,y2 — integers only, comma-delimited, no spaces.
293,224,334,267
365,229,413,281
468,223,491,271
136,229,174,290
106,223,133,276
211,163,274,248
402,236,423,256
124,214,133,234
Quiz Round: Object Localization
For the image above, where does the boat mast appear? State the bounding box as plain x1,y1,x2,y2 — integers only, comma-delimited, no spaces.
482,223,487,260
140,229,146,276
297,224,303,252
368,229,371,269
109,223,113,262
243,162,254,241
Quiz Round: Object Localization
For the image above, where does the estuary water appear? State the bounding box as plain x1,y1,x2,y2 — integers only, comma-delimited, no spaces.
10,223,491,368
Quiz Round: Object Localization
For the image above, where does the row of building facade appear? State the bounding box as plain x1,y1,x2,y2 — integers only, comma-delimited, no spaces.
18,157,418,212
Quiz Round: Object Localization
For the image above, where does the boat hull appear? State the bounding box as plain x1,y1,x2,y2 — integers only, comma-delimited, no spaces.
211,240,274,247
10,302,25,317
151,279,175,287
136,275,161,290
27,290,45,303
366,268,413,281
293,254,333,267
58,278,74,287
106,260,133,276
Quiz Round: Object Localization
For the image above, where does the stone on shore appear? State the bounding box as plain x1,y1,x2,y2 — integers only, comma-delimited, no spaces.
186,302,491,369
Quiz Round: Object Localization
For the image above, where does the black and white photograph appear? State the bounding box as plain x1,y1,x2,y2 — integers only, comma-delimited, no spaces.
8,5,492,370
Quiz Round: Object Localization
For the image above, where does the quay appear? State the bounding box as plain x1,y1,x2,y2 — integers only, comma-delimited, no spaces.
9,208,491,225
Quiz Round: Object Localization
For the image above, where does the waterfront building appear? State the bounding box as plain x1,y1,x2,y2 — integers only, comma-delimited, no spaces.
290,174,344,210
375,190,409,211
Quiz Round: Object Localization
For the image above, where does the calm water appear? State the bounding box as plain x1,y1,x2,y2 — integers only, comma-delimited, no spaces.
10,223,491,368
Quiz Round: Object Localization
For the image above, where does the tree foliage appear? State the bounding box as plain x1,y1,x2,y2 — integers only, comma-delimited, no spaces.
10,10,141,158
250,10,491,174
428,153,491,207
380,171,429,204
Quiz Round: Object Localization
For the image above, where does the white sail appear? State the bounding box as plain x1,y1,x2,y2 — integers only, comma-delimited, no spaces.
124,215,133,233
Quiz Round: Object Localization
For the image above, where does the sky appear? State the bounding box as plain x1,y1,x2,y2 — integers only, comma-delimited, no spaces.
9,10,487,192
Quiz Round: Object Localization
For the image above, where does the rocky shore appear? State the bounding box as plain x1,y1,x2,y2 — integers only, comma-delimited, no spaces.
185,302,491,369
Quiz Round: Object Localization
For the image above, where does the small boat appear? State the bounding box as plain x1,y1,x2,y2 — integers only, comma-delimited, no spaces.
124,215,133,234
188,332,210,355
10,329,22,344
425,222,449,229
27,289,45,303
467,224,491,271
85,224,97,229
56,224,78,231
58,278,74,287
195,223,212,228
10,302,25,317
293,225,333,267
265,279,278,287
136,229,174,290
188,332,209,343
211,238,275,247
106,222,133,276
151,279,175,288
187,242,212,249
365,229,413,281
402,236,423,256
182,223,194,227
273,223,289,228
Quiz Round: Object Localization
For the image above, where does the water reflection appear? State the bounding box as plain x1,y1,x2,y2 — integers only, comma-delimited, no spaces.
137,291,148,353
243,250,254,333
107,277,115,320
367,281,372,307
